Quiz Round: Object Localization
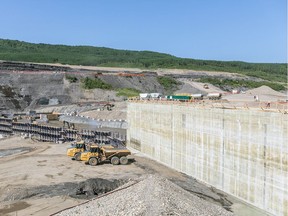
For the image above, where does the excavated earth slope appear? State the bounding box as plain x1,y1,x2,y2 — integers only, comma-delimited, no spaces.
0,72,165,111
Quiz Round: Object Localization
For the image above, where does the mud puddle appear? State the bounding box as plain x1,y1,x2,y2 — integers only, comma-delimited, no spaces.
4,178,127,202
0,147,33,158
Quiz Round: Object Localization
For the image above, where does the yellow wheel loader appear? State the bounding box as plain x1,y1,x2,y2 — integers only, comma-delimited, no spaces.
66,141,86,161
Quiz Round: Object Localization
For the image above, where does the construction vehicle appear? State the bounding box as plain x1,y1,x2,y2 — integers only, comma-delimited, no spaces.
207,92,222,100
102,103,114,111
66,140,86,161
80,145,131,166
191,94,203,100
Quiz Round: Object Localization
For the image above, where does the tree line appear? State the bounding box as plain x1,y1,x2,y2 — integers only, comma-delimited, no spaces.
0,39,286,83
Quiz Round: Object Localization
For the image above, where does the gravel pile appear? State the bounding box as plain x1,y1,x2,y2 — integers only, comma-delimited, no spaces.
246,85,286,97
56,175,233,216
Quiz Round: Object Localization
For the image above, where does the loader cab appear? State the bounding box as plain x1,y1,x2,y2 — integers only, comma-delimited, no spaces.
66,142,86,157
75,143,85,149
80,146,101,162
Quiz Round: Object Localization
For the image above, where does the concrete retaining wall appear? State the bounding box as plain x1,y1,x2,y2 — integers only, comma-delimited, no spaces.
127,102,288,216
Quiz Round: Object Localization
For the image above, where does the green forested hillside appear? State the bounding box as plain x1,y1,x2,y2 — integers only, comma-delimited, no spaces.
0,39,286,82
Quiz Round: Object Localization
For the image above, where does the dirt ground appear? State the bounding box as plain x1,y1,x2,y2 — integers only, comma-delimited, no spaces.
0,136,270,216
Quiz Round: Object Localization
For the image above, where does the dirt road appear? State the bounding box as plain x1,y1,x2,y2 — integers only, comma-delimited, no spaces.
0,136,144,215
0,136,269,216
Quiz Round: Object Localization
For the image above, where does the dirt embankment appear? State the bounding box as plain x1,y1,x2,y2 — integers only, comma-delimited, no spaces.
0,72,163,111
0,61,167,112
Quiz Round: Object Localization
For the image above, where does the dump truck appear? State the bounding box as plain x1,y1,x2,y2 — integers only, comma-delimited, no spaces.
66,141,86,161
80,145,131,166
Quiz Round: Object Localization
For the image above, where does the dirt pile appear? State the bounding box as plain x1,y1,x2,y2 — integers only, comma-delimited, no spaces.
56,175,233,216
246,85,286,97
2,178,126,202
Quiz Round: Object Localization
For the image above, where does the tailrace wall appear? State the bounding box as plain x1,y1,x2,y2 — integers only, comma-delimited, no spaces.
127,102,288,216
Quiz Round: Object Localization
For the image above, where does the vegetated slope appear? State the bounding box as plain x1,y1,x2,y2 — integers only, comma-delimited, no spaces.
0,39,286,82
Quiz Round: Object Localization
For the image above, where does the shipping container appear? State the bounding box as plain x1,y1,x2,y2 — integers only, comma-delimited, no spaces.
175,93,191,96
166,95,192,101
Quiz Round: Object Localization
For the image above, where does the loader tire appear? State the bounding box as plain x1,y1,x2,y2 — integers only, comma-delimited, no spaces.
89,157,98,166
74,153,81,161
120,156,128,165
111,156,120,165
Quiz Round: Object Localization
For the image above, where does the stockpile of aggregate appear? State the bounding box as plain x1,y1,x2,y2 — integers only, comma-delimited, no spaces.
56,175,233,216
246,85,286,97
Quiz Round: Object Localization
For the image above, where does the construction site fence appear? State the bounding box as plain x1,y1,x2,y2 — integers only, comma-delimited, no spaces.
0,118,126,143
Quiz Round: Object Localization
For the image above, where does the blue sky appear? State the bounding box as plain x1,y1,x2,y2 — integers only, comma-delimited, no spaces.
0,0,287,63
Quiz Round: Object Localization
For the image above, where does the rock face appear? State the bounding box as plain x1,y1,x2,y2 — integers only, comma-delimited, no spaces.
0,72,70,111
0,61,166,112
0,61,69,71
56,175,233,216
0,71,167,112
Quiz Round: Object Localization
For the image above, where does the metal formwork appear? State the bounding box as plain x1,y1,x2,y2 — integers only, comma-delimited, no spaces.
0,118,125,144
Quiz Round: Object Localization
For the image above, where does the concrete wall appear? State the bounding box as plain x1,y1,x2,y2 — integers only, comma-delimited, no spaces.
127,102,288,216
